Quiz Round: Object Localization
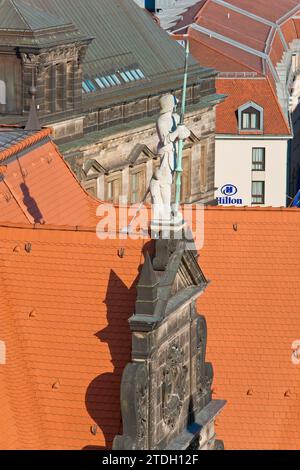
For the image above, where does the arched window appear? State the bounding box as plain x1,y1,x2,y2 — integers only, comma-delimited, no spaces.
238,102,264,131
0,80,6,105
0,341,6,365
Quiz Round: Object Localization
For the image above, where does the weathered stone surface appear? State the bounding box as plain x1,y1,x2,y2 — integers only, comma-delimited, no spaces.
113,237,226,450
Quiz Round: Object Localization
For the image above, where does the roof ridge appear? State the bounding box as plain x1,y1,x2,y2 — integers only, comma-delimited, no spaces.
0,206,298,232
10,0,31,30
265,75,291,134
0,128,51,162
212,0,276,27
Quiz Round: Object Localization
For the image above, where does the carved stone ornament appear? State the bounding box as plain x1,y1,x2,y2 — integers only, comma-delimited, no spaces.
162,343,188,429
135,366,148,448
21,44,87,73
113,362,149,450
196,315,214,408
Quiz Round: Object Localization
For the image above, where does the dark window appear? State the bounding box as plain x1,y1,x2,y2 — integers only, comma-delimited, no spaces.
130,168,146,204
106,175,122,204
241,107,261,130
252,181,265,204
252,148,265,171
181,153,191,202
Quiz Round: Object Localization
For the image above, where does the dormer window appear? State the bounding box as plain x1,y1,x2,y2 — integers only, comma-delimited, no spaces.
238,102,264,131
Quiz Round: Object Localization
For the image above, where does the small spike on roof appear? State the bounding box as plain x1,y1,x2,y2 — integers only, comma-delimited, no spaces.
25,85,41,132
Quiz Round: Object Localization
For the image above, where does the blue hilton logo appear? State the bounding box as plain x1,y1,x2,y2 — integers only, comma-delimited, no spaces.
218,184,243,205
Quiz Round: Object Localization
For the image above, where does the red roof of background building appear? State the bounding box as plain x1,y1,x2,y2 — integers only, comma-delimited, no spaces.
216,78,291,135
173,0,300,89
198,206,300,449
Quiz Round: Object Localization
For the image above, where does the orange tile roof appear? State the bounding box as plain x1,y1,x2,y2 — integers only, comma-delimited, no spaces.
0,223,148,449
0,128,51,162
269,31,285,68
189,37,259,74
0,129,99,227
281,17,298,44
198,206,300,449
216,78,291,136
1,205,300,449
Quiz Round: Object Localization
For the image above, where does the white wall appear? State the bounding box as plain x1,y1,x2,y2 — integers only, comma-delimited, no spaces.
215,138,288,207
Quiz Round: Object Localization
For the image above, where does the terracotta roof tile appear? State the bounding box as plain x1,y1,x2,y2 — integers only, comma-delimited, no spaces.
0,224,148,449
281,18,298,45
269,31,285,67
0,130,99,227
173,0,300,85
1,205,300,449
218,0,300,23
189,37,258,73
216,78,291,135
188,27,264,74
198,206,300,449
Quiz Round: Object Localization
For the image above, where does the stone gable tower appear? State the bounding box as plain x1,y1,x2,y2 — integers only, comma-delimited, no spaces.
0,0,92,116
114,237,226,450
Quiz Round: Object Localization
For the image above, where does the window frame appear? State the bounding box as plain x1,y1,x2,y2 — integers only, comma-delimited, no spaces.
105,173,122,204
238,101,264,131
251,180,265,205
252,148,266,171
130,166,146,205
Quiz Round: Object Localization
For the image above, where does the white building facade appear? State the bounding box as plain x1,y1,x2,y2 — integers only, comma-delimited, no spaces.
215,137,289,207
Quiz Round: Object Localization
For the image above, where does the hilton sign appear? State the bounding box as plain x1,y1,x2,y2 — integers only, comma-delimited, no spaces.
218,184,243,206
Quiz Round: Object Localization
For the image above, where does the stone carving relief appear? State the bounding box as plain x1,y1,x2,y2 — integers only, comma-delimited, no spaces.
113,362,149,450
196,314,214,409
162,343,188,429
21,44,88,73
135,366,148,448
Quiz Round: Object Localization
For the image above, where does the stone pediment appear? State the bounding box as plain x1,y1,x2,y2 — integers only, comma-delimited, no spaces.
81,159,107,180
127,144,157,167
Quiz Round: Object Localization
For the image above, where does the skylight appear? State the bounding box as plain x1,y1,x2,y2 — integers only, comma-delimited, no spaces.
82,68,146,94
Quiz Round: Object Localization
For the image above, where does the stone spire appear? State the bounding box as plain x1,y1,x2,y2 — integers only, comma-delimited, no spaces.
25,84,41,132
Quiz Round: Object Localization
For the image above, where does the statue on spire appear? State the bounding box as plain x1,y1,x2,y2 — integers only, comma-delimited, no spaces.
150,40,191,230
150,93,190,225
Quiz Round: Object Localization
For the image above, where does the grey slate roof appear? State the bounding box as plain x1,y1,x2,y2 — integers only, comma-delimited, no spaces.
23,0,201,79
0,0,71,31
0,128,34,152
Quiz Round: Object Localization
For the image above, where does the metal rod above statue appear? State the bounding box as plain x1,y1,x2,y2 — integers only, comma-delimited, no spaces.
123,40,191,236
174,39,190,215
